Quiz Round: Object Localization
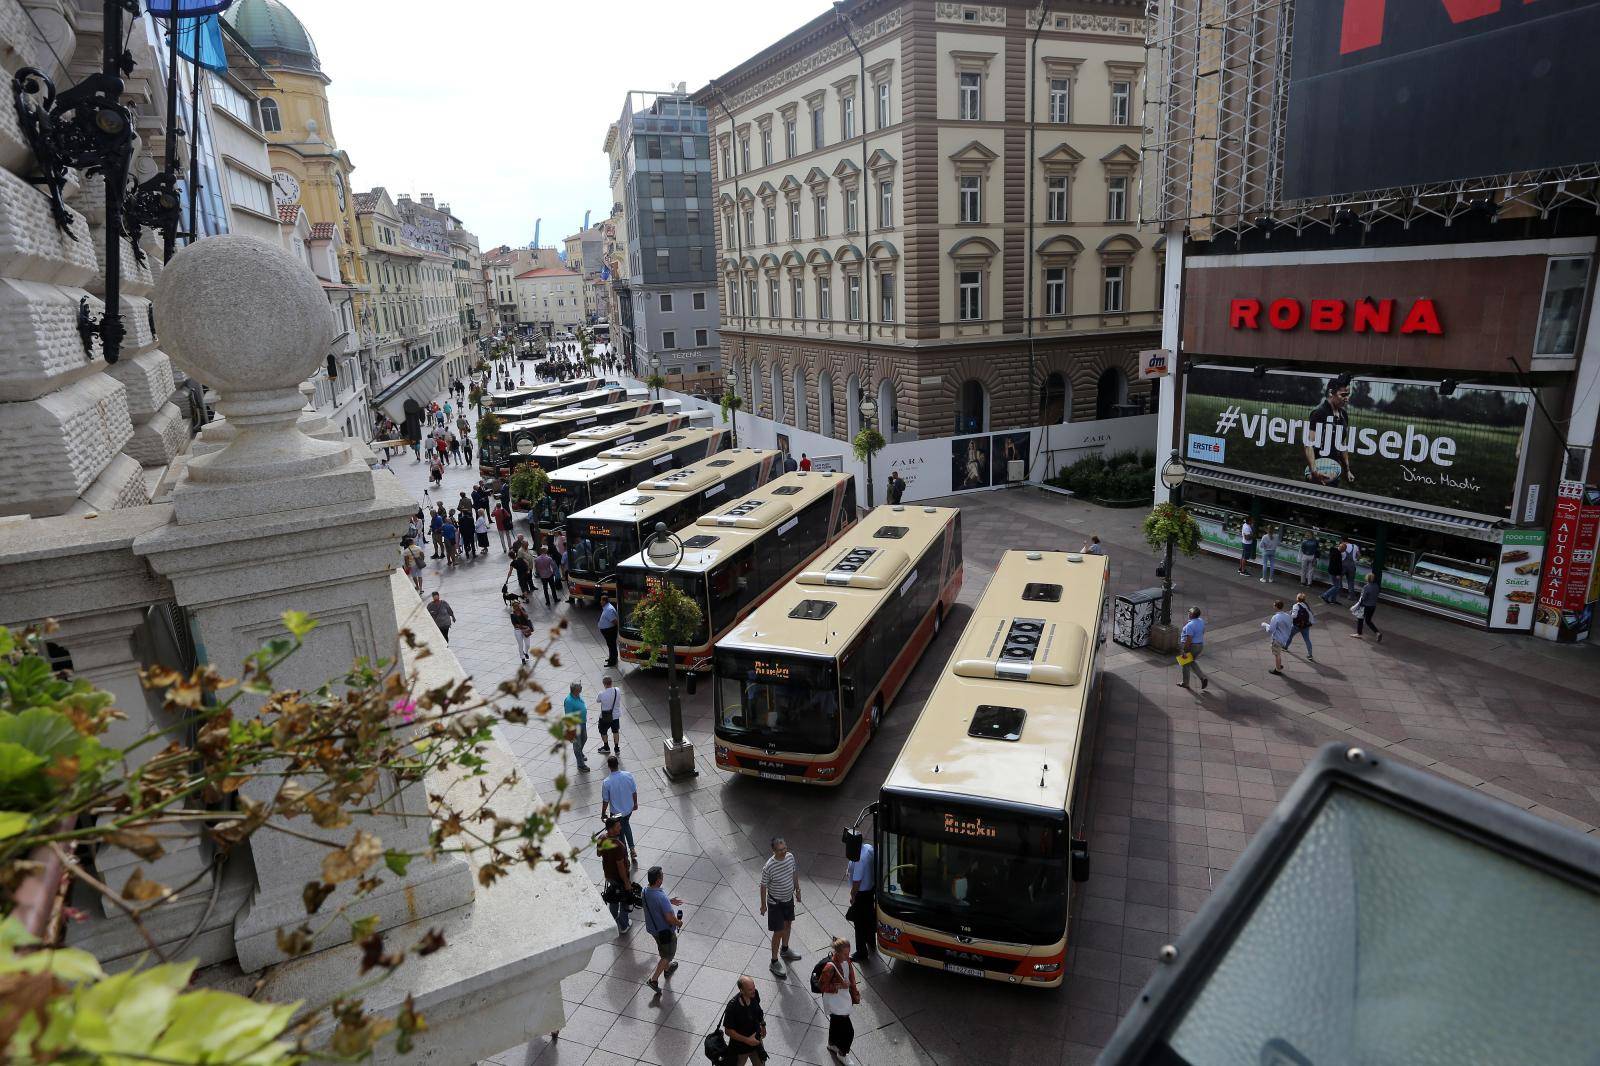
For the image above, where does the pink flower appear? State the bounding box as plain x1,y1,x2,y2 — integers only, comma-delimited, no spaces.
393,698,418,724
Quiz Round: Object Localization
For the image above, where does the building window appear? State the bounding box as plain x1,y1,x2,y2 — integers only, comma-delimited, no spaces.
764,204,776,243
696,328,709,347
1049,79,1071,124
847,274,861,321
958,176,980,223
660,292,674,312
811,106,825,150
687,210,700,231
693,290,707,310
768,278,780,317
785,118,798,157
648,175,665,197
1110,80,1131,126
878,181,893,228
876,81,892,129
958,379,987,433
841,95,855,139
761,127,772,165
1535,256,1592,355
959,72,981,120
958,270,982,321
721,142,732,175
1047,177,1069,222
815,196,829,238
727,279,740,315
1044,267,1068,316
787,200,801,238
792,278,805,318
1102,265,1126,312
740,136,751,171
880,273,895,322
1039,372,1069,424
844,189,859,233
747,280,759,317
817,277,832,319
259,97,281,132
1107,176,1128,222
663,330,676,349
743,208,755,244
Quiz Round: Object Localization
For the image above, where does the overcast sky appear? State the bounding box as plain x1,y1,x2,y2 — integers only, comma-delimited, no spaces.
304,0,829,250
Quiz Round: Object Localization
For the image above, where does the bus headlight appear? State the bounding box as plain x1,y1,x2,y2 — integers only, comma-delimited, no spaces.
1031,962,1060,973
817,766,835,776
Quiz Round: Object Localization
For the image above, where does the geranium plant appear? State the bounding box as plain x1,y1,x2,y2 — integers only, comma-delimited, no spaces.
1142,501,1202,556
630,582,703,667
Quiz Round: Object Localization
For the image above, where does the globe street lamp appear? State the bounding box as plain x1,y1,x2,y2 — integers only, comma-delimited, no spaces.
644,520,697,780
1159,450,1188,628
724,366,740,448
859,394,878,508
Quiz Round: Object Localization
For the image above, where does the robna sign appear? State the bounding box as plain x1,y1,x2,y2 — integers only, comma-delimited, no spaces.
1230,298,1443,335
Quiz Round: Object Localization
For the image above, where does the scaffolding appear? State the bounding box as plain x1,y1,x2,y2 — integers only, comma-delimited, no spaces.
1140,0,1600,238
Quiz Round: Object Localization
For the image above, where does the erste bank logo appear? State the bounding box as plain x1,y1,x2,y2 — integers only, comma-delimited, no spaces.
1186,434,1226,463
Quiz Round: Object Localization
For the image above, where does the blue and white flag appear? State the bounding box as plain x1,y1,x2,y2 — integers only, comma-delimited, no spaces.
175,14,228,73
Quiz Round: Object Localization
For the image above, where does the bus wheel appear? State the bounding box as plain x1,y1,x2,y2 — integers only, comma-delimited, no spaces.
869,699,884,735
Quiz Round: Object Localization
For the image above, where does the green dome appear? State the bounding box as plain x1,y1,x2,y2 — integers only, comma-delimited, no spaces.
225,0,320,73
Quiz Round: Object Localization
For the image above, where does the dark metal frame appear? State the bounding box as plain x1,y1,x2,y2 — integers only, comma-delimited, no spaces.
1100,742,1600,1064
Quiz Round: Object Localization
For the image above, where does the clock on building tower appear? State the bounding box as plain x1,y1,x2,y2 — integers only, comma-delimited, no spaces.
272,170,301,205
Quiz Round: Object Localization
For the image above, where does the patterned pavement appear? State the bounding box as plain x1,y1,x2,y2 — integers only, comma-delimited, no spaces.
387,390,1600,1066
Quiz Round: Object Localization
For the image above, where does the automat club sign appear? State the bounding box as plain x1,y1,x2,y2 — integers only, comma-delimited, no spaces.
1183,365,1532,519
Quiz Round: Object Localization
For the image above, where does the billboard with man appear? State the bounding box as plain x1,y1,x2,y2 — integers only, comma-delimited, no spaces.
1183,365,1532,520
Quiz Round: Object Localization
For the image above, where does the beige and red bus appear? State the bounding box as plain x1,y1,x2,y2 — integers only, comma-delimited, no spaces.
614,470,859,672
537,426,727,541
875,548,1108,988
711,505,963,785
489,398,660,468
564,449,781,604
487,376,603,411
526,410,695,472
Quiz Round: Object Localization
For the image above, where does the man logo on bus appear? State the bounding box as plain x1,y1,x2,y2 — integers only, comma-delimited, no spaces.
944,813,998,839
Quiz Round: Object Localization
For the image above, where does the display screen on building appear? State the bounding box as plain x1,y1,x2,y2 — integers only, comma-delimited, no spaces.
1282,0,1600,200
1182,366,1532,520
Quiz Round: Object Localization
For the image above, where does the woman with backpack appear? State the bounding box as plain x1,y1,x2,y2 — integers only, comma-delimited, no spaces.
815,937,861,1064
1291,592,1315,661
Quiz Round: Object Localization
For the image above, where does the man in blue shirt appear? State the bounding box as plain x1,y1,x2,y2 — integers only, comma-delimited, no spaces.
598,593,620,667
562,681,591,772
642,865,684,993
600,755,639,860
1178,606,1209,691
846,838,876,962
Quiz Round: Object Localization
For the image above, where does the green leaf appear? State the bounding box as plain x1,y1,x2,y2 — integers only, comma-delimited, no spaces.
0,707,82,759
0,742,47,785
384,850,413,876
281,610,318,639
0,810,29,840
350,914,381,940
148,988,298,1062
0,627,14,656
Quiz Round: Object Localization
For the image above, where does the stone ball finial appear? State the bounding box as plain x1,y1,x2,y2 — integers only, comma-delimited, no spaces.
153,235,334,394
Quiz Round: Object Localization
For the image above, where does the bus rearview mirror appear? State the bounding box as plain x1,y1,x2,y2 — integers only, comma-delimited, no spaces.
1070,839,1091,883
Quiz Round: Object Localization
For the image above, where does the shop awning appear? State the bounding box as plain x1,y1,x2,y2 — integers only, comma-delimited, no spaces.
1186,468,1503,541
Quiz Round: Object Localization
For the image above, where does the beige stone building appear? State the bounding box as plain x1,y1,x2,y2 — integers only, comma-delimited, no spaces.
696,0,1157,440
513,267,586,333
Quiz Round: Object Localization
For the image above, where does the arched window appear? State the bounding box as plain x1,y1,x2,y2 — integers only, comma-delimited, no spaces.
958,379,988,434
259,98,281,133
752,362,766,416
845,373,861,439
1096,367,1128,419
876,378,897,437
772,365,786,423
818,370,835,438
1039,372,1069,425
793,368,807,430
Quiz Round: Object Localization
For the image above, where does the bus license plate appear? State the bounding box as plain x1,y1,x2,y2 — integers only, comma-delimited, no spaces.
945,963,984,978
757,771,787,781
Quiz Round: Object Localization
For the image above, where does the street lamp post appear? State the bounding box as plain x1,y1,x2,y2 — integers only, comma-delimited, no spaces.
1159,450,1188,628
860,394,878,508
644,520,696,780
725,367,740,448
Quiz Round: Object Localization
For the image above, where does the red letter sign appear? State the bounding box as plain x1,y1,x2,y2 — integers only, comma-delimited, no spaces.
1267,299,1303,330
1230,299,1261,329
1399,298,1443,335
1309,300,1346,332
1352,298,1394,333
1340,0,1518,55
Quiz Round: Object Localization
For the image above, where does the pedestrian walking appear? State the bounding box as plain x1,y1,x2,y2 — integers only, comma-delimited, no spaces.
596,675,623,755
818,938,861,1064
1298,532,1320,586
457,414,470,438
1291,593,1315,660
1351,571,1383,642
448,434,463,467
722,977,768,1065
428,458,443,489
600,753,638,859
845,835,875,962
597,817,633,935
760,837,803,978
509,548,534,601
400,537,426,593
493,502,514,552
426,592,456,643
534,546,559,608
799,453,812,472
1263,599,1293,675
1259,525,1280,582
887,469,906,504
475,508,490,554
1341,539,1360,598
1177,606,1208,690
598,593,620,667
462,435,474,466
642,866,684,993
1322,538,1347,603
1237,518,1256,576
458,502,477,558
442,517,461,565
508,598,534,664
563,681,591,772
783,452,799,474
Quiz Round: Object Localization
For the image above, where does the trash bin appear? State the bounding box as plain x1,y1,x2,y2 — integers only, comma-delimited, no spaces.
1113,587,1165,649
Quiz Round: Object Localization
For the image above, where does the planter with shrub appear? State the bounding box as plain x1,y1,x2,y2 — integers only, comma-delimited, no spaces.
1047,449,1156,506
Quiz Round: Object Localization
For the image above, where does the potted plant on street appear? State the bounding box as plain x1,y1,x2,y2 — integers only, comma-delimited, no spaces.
630,581,704,667
508,462,549,512
646,373,667,400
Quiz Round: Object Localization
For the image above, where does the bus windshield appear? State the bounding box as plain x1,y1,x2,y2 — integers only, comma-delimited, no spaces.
568,519,636,579
879,795,1067,946
715,651,839,755
542,485,588,528
617,569,708,643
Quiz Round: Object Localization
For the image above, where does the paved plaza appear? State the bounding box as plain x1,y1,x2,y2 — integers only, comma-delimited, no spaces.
388,409,1600,1066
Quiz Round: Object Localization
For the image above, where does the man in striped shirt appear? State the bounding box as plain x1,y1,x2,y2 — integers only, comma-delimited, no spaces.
759,836,803,978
